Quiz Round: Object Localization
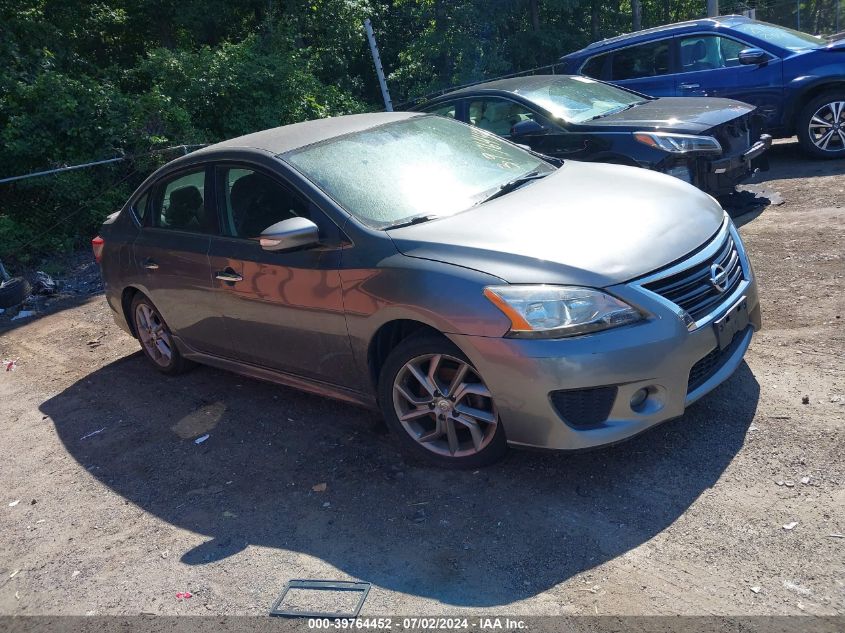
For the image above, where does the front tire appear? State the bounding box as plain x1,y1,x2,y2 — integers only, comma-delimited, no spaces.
797,93,845,159
377,333,507,468
130,294,193,375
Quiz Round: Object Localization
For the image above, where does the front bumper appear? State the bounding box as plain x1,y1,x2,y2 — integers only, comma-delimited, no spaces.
449,220,761,451
662,134,772,197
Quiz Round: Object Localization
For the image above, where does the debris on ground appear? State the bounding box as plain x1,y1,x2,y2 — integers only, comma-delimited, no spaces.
3,359,18,372
802,395,810,404
176,591,193,600
9,569,20,578
8,499,20,507
11,310,34,320
80,427,105,440
801,476,811,484
194,434,209,444
829,533,845,539
750,586,761,594
311,482,327,492
783,521,799,530
783,580,811,596
32,272,57,295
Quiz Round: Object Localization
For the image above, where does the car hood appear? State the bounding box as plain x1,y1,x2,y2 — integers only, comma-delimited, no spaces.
581,97,754,133
825,38,845,50
387,161,724,287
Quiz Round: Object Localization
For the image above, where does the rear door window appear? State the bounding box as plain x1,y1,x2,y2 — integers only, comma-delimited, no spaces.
581,54,608,79
132,191,149,226
610,40,671,80
152,169,217,234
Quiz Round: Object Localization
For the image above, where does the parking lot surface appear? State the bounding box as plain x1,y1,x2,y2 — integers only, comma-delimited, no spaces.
0,141,842,616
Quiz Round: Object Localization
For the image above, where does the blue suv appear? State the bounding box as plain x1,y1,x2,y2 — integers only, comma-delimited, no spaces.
560,16,845,158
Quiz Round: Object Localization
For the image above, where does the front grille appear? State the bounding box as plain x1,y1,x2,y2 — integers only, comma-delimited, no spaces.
643,231,744,322
550,386,618,429
687,326,750,393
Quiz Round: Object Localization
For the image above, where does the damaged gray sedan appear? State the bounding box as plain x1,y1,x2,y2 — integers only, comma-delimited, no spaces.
96,112,761,467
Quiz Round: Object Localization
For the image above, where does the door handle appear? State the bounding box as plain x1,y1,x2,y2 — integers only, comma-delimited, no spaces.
215,270,243,283
142,259,159,270
679,83,700,89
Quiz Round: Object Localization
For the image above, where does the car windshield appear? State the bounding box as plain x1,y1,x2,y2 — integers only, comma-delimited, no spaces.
733,21,826,50
284,116,553,228
513,75,645,123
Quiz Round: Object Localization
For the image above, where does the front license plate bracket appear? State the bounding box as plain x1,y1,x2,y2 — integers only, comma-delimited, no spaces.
713,296,749,350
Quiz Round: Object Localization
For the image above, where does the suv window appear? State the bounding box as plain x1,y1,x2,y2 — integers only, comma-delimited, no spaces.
422,102,457,118
610,40,671,80
468,98,536,136
679,35,747,72
581,54,608,79
153,169,216,234
219,168,311,239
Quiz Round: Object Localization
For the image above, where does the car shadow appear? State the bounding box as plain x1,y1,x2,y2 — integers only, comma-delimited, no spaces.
40,353,759,607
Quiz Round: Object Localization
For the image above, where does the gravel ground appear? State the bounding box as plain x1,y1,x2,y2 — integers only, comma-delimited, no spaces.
0,139,842,617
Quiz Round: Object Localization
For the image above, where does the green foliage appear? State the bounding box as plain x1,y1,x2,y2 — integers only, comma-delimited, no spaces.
0,0,838,261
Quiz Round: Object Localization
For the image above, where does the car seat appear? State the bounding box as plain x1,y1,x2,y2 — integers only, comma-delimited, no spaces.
165,186,203,229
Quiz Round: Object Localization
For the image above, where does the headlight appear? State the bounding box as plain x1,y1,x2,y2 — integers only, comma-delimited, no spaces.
483,285,643,338
634,132,722,154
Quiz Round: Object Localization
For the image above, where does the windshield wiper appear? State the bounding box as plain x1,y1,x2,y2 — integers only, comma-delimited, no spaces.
585,101,644,121
477,171,550,205
382,213,439,230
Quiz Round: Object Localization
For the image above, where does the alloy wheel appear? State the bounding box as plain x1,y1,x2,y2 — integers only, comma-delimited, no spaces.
134,303,173,367
808,100,845,152
392,353,498,458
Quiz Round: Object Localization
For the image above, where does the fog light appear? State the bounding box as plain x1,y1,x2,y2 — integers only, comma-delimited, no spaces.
630,388,649,409
665,165,692,183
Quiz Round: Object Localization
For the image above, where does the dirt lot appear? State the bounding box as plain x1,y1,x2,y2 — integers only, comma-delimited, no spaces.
0,140,843,617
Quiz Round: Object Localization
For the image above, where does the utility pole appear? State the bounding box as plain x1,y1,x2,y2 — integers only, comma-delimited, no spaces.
796,0,800,29
363,18,393,112
633,0,642,30
706,0,719,17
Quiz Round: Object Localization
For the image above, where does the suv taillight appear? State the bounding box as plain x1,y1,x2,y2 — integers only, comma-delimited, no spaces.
92,236,104,263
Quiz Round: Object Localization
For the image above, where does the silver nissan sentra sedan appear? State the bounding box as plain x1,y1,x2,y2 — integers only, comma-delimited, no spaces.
95,112,761,468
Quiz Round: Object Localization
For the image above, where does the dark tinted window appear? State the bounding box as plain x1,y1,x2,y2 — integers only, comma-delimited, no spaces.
610,41,671,80
219,168,311,238
581,54,607,78
132,191,149,225
153,169,217,234
422,102,457,118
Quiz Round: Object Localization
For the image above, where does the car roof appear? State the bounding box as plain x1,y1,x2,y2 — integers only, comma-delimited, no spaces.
442,74,580,97
561,15,752,58
191,112,422,157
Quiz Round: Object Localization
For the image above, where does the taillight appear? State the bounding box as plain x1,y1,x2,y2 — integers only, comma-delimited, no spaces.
92,236,104,263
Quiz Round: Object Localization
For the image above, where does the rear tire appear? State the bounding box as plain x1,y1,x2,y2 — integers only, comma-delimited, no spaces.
377,333,507,469
0,277,31,309
797,92,845,159
130,294,194,375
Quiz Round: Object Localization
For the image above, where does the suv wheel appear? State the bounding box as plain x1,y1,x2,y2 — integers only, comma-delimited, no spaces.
797,93,845,158
130,294,193,375
377,333,507,468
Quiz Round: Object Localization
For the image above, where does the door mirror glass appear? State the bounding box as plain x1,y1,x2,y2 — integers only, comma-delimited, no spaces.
511,119,545,137
738,48,769,65
260,217,319,252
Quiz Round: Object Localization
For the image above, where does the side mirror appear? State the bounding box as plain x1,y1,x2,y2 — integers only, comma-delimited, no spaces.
259,217,319,252
738,48,768,65
510,119,546,137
